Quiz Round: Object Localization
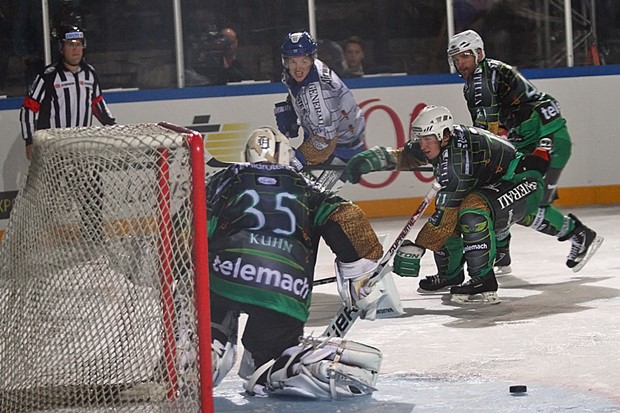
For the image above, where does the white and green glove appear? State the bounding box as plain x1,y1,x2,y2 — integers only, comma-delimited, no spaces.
393,240,425,277
343,146,392,184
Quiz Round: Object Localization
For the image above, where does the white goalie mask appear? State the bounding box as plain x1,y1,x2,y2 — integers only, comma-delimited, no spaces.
244,126,292,166
410,105,454,142
447,29,485,68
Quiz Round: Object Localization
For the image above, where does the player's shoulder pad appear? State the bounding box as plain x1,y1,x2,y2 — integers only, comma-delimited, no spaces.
488,58,515,72
452,124,476,135
316,60,341,90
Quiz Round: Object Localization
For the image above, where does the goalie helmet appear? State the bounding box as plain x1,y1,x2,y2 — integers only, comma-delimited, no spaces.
410,105,454,142
244,126,292,166
447,29,484,57
281,31,317,68
57,25,86,47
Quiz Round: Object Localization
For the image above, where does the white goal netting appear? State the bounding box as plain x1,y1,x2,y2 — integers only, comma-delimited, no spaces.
0,123,212,412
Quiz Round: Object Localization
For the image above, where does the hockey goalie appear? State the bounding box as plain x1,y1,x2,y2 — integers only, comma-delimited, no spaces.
206,126,384,399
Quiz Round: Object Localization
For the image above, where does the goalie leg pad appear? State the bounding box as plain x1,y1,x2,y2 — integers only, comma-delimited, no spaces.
211,308,239,387
266,337,382,400
212,339,237,387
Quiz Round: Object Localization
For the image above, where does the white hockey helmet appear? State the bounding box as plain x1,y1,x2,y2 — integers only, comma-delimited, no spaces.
244,126,292,166
447,29,484,57
410,105,454,142
447,29,484,69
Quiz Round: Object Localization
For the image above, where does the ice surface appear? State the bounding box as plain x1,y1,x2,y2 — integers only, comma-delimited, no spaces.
214,205,620,412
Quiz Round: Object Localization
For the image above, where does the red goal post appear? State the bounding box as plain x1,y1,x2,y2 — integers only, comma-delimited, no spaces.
0,122,214,412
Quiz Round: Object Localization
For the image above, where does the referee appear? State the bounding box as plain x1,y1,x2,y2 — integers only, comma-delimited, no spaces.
19,25,116,160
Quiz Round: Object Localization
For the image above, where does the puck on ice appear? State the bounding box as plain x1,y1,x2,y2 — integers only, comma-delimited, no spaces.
509,385,527,393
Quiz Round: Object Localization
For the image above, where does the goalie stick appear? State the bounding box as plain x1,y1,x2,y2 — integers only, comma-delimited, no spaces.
322,181,441,338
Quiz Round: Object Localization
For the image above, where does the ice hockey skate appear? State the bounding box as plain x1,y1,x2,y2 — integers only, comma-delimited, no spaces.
560,214,604,272
450,272,500,304
417,269,464,294
494,244,512,275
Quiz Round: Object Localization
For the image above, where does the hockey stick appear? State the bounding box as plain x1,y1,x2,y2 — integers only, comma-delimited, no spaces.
321,181,441,338
304,164,434,172
308,164,433,193
314,168,344,190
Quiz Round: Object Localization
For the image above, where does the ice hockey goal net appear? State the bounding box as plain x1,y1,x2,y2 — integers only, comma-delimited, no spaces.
0,123,214,412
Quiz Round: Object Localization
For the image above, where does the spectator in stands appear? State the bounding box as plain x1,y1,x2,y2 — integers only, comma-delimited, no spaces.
220,27,251,82
342,36,366,77
186,27,250,86
342,36,366,78
317,38,346,77
341,35,390,78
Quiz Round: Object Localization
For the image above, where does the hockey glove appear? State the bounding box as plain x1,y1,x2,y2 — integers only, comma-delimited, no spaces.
342,146,392,184
393,240,425,277
274,101,299,138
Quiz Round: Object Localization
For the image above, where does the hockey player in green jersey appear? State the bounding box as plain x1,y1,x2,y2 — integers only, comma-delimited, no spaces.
343,105,562,304
207,126,384,399
445,29,603,278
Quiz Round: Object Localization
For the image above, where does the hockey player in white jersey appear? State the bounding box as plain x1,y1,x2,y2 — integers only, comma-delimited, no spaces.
275,31,367,170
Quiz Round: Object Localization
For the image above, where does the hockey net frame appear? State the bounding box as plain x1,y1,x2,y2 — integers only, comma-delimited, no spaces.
0,122,214,412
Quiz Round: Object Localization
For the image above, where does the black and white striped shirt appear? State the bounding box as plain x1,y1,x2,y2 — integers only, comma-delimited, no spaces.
20,61,116,145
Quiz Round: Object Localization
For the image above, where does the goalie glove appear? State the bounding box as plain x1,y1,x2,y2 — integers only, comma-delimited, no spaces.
342,146,393,184
393,240,425,277
335,258,382,320
274,101,299,138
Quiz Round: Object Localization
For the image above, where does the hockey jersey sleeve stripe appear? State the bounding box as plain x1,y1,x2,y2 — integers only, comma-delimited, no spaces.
92,95,103,105
22,96,40,113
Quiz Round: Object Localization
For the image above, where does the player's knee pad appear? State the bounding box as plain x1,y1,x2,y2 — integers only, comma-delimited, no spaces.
458,208,491,239
265,336,382,400
212,338,237,387
458,208,494,275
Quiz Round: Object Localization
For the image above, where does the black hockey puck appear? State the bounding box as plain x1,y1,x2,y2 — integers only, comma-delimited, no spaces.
509,385,527,393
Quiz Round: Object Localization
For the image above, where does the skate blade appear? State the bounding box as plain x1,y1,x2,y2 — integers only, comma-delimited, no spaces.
494,265,512,275
417,287,451,294
572,235,604,273
450,292,501,305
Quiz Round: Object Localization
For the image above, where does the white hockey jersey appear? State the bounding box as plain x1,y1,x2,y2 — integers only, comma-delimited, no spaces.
282,59,366,161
